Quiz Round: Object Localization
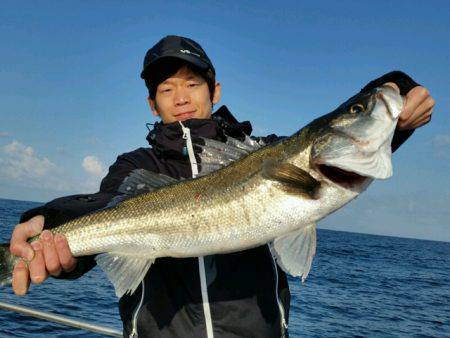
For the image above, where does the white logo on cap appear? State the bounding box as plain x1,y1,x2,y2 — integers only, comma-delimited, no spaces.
180,49,201,57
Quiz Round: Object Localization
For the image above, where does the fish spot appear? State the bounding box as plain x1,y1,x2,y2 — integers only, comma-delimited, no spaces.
137,183,146,189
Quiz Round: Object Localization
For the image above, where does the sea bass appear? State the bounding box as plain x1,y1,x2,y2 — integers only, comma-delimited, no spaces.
0,86,403,298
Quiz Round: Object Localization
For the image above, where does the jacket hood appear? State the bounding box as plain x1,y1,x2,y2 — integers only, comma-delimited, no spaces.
146,105,252,157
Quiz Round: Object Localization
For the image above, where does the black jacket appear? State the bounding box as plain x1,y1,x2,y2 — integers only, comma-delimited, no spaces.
20,71,419,338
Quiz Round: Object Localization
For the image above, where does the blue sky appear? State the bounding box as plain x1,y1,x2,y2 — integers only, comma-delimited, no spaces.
0,1,449,241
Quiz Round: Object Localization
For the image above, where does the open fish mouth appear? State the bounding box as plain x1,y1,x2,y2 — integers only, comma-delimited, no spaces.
316,163,369,189
311,86,403,189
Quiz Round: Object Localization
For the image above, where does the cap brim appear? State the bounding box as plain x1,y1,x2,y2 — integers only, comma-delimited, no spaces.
140,53,210,79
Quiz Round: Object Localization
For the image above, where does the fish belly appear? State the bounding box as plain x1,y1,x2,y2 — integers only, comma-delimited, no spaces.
63,179,356,259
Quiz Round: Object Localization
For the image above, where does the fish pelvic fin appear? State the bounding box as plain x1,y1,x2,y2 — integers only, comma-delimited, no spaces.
0,243,19,287
95,252,154,298
262,160,320,198
271,223,317,282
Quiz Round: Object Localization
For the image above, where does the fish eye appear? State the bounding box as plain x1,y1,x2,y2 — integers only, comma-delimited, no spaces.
350,104,365,114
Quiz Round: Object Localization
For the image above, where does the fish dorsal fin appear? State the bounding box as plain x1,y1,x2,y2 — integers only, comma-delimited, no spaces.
271,224,317,282
227,134,265,152
118,168,178,195
107,169,179,207
262,160,320,198
195,135,265,176
95,252,154,298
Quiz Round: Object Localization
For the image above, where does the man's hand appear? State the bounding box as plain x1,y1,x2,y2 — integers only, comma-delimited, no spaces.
9,215,77,296
385,82,435,130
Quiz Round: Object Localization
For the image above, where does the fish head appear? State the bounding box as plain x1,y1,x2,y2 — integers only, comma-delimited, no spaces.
310,85,404,191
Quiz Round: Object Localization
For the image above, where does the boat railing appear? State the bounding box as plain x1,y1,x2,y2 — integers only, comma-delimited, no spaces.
0,301,122,337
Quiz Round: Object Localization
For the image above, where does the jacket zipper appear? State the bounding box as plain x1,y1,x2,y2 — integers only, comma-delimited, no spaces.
179,121,214,338
129,122,194,338
270,249,288,336
129,281,145,338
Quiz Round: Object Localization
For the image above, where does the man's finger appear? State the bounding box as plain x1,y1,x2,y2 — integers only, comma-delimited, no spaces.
406,86,429,106
12,260,30,296
10,216,45,261
40,230,62,277
408,97,435,125
399,87,429,123
54,234,77,272
29,241,48,284
411,109,433,128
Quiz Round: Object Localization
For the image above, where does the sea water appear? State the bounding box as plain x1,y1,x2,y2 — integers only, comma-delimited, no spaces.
0,198,449,337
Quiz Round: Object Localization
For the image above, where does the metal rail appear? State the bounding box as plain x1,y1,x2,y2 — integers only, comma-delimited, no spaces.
0,301,122,337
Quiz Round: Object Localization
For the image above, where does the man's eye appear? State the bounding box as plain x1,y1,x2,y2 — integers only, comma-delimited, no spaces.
160,88,171,93
188,82,199,88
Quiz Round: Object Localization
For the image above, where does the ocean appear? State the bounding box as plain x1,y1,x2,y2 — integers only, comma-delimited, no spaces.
0,198,448,337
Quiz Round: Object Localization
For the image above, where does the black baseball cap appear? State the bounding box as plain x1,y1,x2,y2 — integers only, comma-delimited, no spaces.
140,35,215,79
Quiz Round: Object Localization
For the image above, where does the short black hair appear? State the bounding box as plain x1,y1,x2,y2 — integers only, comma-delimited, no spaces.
143,58,216,101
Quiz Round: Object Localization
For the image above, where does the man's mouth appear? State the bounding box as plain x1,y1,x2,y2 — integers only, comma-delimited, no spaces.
175,111,196,121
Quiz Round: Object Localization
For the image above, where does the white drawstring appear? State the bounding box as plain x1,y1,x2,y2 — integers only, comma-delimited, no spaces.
178,121,199,178
178,121,214,338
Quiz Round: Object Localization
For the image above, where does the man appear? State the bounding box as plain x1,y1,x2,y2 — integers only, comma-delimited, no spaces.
9,36,434,337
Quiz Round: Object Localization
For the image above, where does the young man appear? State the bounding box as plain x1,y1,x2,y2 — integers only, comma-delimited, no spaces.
10,36,434,337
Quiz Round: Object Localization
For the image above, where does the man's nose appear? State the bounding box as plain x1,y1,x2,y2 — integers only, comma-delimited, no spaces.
174,88,190,106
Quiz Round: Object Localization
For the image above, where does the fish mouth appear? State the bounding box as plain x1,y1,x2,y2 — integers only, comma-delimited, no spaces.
311,85,403,190
316,163,369,189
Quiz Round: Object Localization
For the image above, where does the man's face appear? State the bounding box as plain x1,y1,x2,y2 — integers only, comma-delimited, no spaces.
148,66,221,124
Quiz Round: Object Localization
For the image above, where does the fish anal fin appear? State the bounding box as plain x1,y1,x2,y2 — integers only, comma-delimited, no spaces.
95,252,154,298
271,224,317,282
262,160,320,198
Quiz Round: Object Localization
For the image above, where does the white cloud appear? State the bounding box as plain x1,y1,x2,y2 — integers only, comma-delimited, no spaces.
1,140,57,179
82,155,106,176
0,140,71,191
0,141,110,198
81,155,107,192
432,134,450,147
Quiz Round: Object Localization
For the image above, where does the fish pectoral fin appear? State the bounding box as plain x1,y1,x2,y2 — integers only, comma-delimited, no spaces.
271,223,317,282
95,252,154,298
262,160,320,198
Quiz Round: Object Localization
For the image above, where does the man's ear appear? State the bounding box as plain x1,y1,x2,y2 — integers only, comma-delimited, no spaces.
212,82,221,105
148,97,159,117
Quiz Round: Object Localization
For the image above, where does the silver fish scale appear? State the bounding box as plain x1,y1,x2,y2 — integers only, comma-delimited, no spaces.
59,167,356,260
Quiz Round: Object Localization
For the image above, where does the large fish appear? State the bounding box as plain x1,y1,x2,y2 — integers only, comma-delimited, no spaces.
0,86,403,297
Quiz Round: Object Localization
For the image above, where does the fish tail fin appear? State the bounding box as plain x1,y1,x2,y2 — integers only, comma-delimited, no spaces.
0,243,18,287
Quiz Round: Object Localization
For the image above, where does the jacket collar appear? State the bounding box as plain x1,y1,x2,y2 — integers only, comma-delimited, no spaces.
146,105,252,157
